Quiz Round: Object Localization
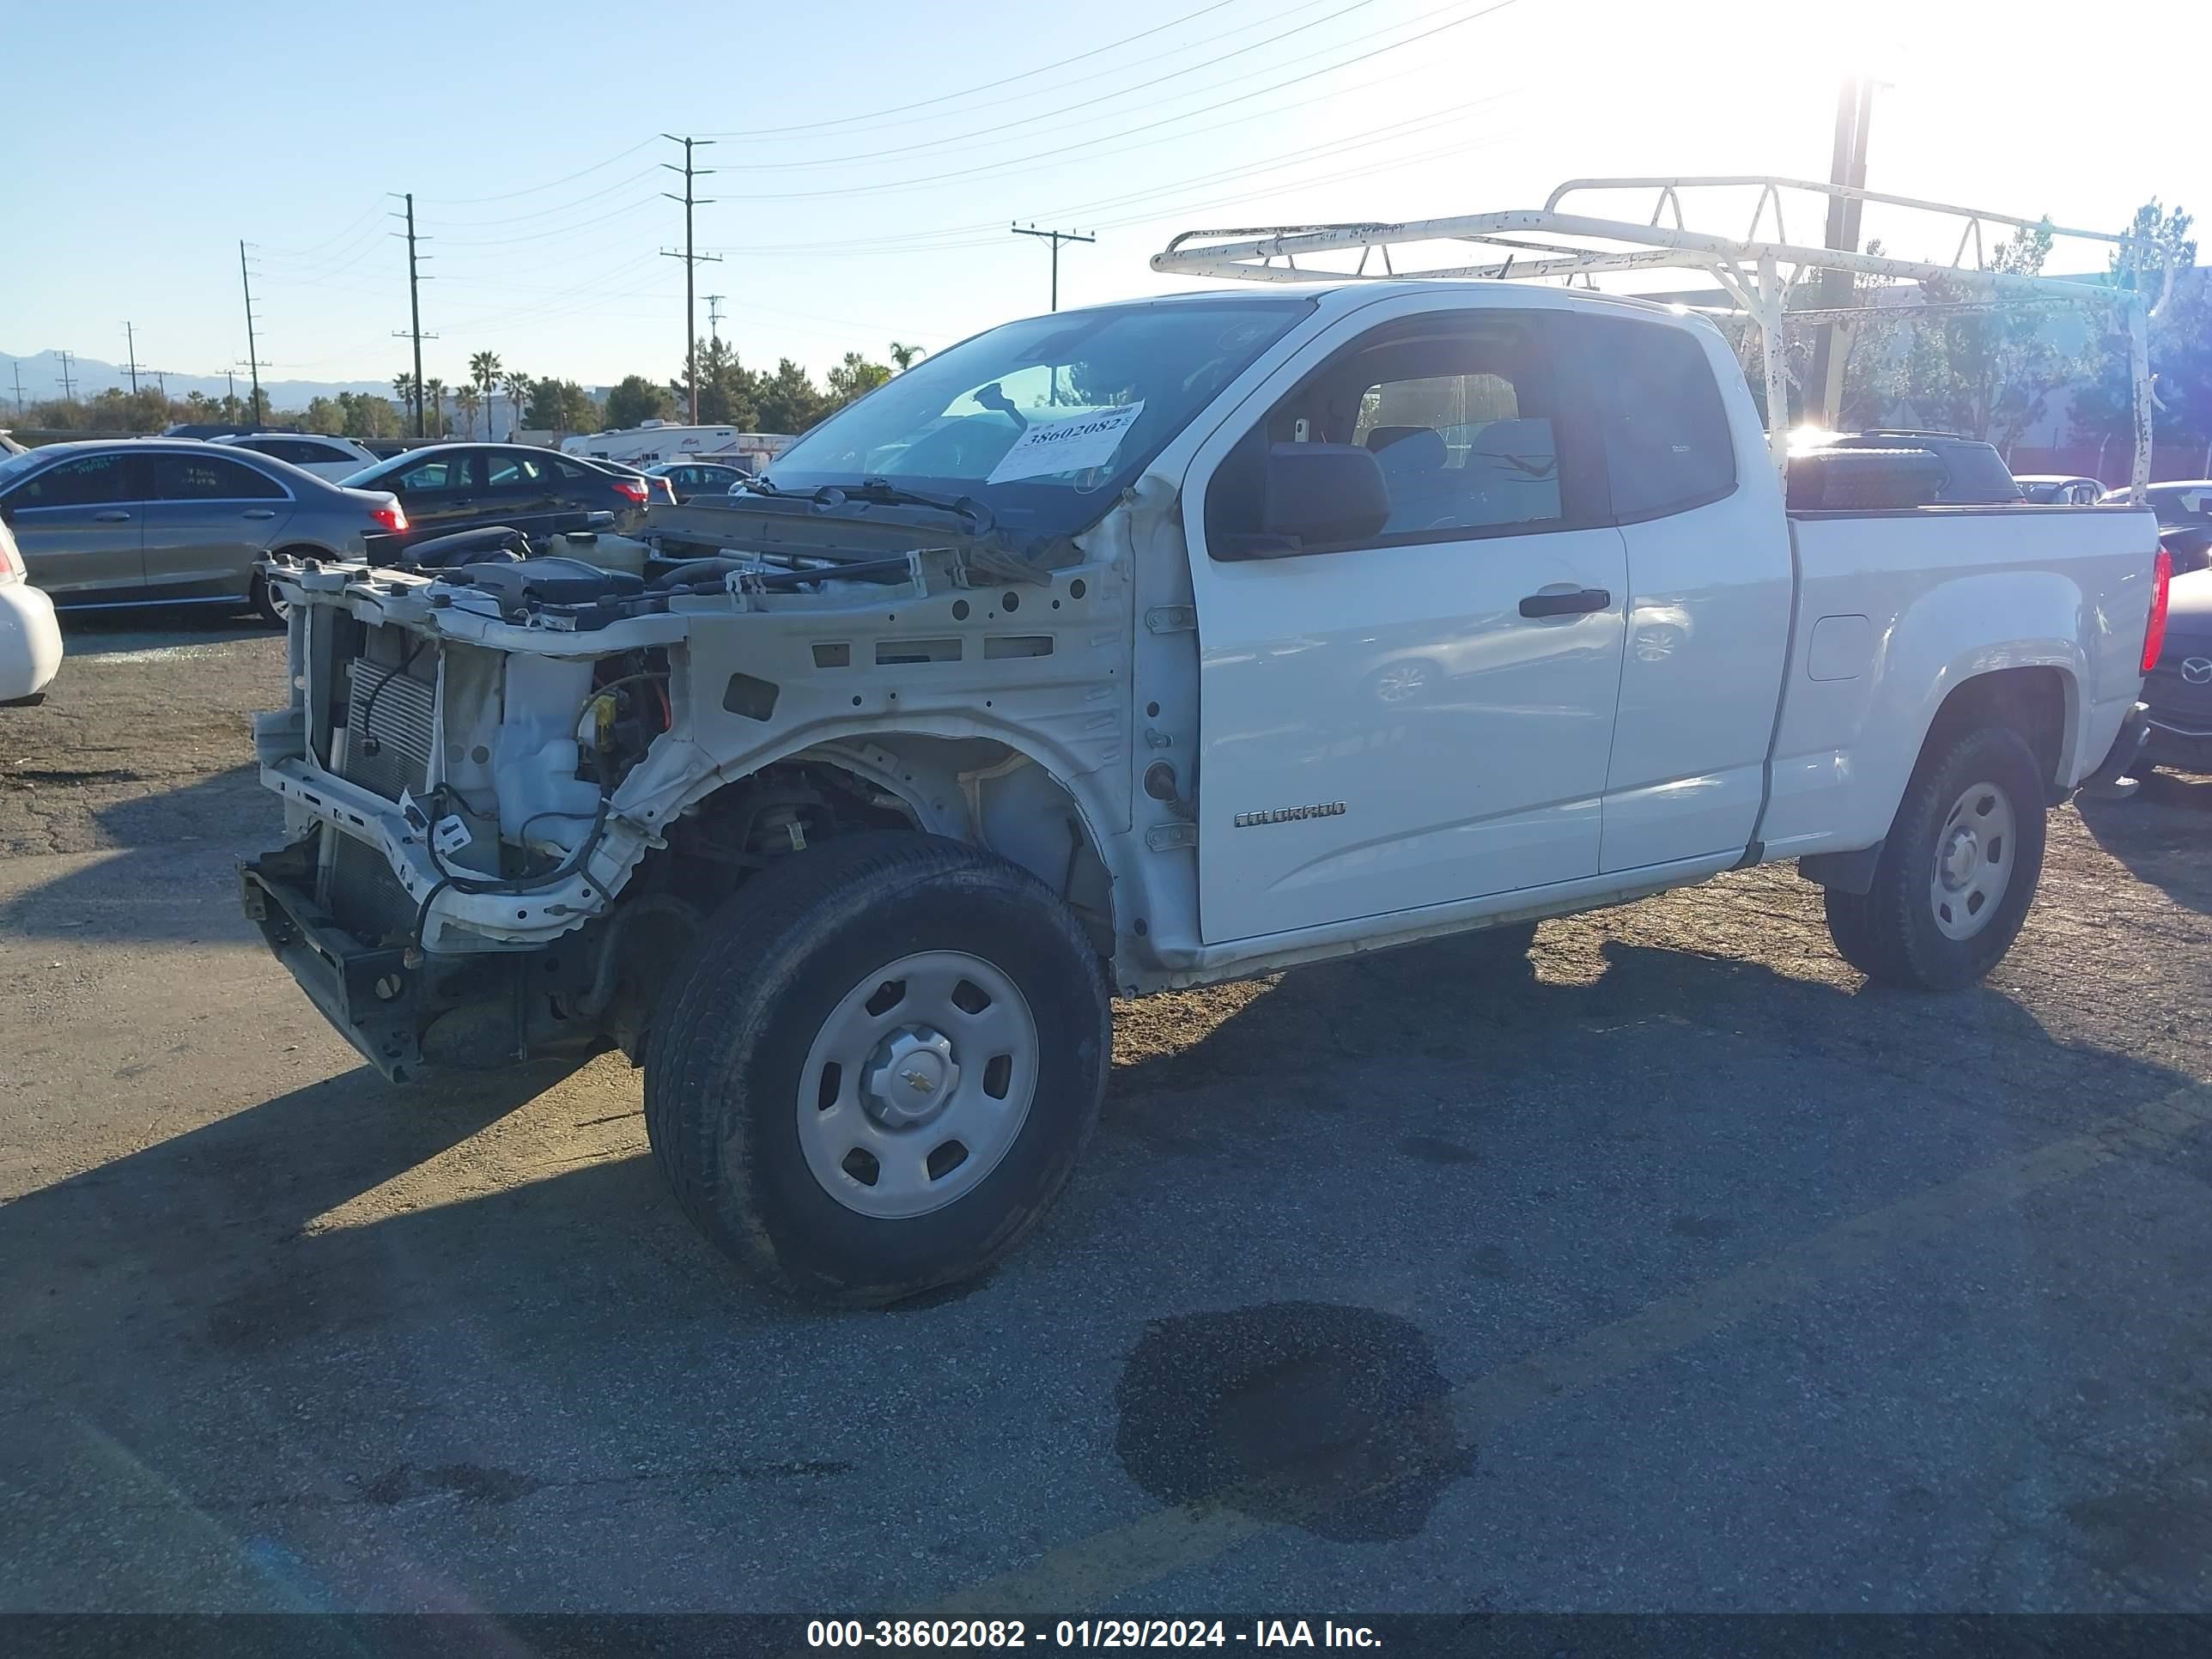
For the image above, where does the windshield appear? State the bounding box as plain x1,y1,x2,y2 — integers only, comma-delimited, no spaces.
761,297,1312,543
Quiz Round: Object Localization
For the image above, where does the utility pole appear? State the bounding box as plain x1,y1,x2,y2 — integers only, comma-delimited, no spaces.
58,351,76,402
225,368,237,414
239,240,264,425
660,134,720,423
1808,77,1877,428
10,360,21,416
1010,224,1095,313
123,322,139,395
390,192,436,439
706,294,726,343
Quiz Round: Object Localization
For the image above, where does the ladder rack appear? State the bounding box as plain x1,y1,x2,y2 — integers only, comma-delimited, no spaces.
1152,176,2172,495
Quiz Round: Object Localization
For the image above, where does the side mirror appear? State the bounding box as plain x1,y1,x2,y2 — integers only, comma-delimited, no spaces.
1259,441,1389,553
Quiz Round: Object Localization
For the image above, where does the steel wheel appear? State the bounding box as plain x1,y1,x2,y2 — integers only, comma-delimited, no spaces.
796,949,1040,1219
1928,780,2015,940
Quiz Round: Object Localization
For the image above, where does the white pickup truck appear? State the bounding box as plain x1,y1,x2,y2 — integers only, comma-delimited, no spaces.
246,185,2169,1304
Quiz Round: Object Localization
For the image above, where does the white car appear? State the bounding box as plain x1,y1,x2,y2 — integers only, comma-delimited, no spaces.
0,514,62,704
210,432,382,483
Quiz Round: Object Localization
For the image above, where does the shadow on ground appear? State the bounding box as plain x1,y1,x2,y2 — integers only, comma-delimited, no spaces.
2077,768,2212,916
1,765,272,942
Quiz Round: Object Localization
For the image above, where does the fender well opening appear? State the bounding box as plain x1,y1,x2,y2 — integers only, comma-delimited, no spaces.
1924,665,2069,801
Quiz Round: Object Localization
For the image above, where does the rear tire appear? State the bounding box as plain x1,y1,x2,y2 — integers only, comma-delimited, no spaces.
644,833,1109,1306
1823,724,2046,990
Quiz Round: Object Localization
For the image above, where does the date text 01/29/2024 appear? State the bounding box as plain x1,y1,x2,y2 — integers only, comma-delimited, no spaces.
806,1620,1382,1649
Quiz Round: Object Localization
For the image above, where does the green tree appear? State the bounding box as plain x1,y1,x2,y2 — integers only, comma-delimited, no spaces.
889,341,927,372
826,350,891,408
672,336,759,427
469,350,502,437
298,396,344,434
454,386,483,438
2069,201,2209,451
422,377,449,438
605,374,676,429
526,376,599,432
501,366,532,437
753,358,830,433
392,370,422,431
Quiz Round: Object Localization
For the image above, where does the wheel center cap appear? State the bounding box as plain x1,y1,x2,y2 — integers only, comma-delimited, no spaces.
1941,827,1980,890
863,1025,960,1127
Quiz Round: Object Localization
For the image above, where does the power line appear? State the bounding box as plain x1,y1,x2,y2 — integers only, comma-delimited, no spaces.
699,0,1250,139
435,137,661,205
1009,224,1095,312
660,135,720,423
416,166,664,230
728,0,1380,174
701,0,1523,204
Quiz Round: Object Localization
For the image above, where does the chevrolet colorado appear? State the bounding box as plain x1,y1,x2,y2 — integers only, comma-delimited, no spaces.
244,211,2166,1304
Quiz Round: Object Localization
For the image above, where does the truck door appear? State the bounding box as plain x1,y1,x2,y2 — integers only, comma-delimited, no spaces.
1578,314,1792,872
1184,301,1629,944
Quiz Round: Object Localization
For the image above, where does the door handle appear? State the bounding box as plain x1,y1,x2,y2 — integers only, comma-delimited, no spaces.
1518,587,1611,618
242,508,277,520
93,510,131,523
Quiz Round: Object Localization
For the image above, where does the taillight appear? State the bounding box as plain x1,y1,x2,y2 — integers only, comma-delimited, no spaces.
0,531,22,580
612,478,649,506
368,501,408,534
2142,545,2172,672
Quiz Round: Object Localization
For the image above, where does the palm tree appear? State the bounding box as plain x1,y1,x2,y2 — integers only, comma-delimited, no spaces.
501,367,532,438
889,342,927,372
392,370,422,430
454,386,482,440
469,351,502,440
422,377,447,438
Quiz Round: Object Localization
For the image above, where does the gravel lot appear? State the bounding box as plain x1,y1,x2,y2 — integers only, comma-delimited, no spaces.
3,619,2209,1615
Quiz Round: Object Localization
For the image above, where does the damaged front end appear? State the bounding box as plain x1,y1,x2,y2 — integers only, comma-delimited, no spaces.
242,497,1115,1082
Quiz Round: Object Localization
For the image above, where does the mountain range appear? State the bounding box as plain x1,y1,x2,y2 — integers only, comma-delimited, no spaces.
3,349,396,410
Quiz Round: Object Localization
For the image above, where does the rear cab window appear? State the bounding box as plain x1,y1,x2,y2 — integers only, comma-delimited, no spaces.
1582,315,1737,521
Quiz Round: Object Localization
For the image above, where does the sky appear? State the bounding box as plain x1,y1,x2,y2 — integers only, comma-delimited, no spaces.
3,0,2204,401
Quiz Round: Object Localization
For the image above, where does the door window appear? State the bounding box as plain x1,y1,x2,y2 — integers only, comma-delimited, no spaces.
393,454,477,492
12,453,140,507
1204,310,1601,558
487,453,550,489
151,453,287,501
1583,317,1737,522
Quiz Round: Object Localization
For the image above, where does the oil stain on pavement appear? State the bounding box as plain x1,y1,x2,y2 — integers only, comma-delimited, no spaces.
1113,1301,1471,1543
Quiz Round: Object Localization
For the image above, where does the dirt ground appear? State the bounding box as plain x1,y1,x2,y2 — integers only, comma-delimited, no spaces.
3,620,2209,1616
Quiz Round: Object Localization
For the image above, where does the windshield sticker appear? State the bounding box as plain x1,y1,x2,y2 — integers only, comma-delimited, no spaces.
985,402,1145,484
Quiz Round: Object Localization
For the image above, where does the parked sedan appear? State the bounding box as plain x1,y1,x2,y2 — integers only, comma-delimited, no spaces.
0,441,405,625
339,442,655,555
0,514,62,704
2014,474,2106,505
211,431,383,483
2140,561,2212,776
644,459,748,502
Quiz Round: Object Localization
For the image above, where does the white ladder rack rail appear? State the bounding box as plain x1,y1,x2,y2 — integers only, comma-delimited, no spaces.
1151,176,2172,496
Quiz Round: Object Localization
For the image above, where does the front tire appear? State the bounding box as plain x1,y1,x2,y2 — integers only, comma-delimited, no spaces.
644,833,1109,1305
1823,724,2047,990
